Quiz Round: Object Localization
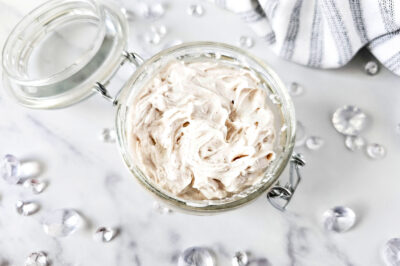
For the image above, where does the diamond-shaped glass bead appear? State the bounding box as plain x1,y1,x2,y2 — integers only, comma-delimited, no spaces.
94,227,118,242
178,247,215,266
41,209,83,237
25,251,48,266
323,206,356,233
332,105,367,136
16,200,40,216
1,154,21,184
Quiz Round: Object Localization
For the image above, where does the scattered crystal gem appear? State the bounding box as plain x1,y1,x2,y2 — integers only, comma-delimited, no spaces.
239,36,254,48
288,82,304,97
178,247,215,266
187,4,204,17
397,123,400,135
153,201,172,214
332,105,367,136
151,24,167,37
232,251,249,266
41,209,83,237
382,238,400,266
344,135,366,151
364,61,379,76
295,121,307,147
1,154,21,184
23,179,47,194
140,2,165,20
16,200,40,216
25,251,48,266
100,128,116,143
366,143,386,159
94,227,118,242
323,206,356,233
305,136,324,150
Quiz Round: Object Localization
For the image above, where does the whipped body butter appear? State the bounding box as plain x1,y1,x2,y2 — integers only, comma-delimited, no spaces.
128,59,276,200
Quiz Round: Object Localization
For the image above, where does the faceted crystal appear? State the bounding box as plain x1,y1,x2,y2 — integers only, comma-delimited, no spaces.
305,136,324,150
23,179,47,194
99,128,116,143
332,105,367,135
94,227,118,242
178,247,215,266
323,206,356,233
140,3,165,20
187,4,204,17
382,238,400,266
232,251,249,266
366,143,386,159
1,154,21,184
364,61,379,76
25,251,48,266
295,121,307,147
151,24,167,37
288,82,304,97
345,135,366,151
16,200,40,216
41,209,83,237
153,201,172,214
239,36,254,48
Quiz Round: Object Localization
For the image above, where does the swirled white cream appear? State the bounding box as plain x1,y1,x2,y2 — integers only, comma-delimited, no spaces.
128,59,276,200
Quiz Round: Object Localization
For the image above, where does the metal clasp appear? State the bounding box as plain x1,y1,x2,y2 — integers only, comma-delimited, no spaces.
93,51,144,106
267,153,306,211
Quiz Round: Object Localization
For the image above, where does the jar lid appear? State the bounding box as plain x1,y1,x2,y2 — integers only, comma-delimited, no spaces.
2,0,128,109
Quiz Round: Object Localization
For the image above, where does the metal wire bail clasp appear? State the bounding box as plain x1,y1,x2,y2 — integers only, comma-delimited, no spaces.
93,51,144,105
267,153,306,211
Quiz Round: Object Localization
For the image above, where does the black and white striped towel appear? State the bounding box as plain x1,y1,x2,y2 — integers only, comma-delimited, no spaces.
211,0,400,76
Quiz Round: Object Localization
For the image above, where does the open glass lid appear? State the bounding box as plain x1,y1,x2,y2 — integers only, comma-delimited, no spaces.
2,0,128,109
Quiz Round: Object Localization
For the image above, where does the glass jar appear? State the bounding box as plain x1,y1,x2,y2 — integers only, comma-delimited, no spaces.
2,0,305,214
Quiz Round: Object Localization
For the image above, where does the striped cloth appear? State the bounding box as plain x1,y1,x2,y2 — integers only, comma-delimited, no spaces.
211,0,400,75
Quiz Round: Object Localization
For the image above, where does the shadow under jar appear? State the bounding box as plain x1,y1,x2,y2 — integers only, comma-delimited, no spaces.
2,0,305,214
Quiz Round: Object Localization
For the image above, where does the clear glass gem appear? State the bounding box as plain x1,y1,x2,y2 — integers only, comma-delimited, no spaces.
232,251,249,266
239,36,254,48
41,209,83,237
364,61,379,76
305,136,324,150
366,143,386,159
288,82,304,97
99,128,116,143
187,4,204,17
344,135,366,151
16,200,40,216
25,251,48,266
94,227,118,242
332,105,367,135
153,201,172,214
295,121,307,147
23,179,47,194
151,24,167,37
140,2,165,20
382,238,400,266
323,206,356,233
1,154,21,184
178,247,215,266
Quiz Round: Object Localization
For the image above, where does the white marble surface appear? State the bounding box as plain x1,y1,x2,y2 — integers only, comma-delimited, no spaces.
1,0,400,265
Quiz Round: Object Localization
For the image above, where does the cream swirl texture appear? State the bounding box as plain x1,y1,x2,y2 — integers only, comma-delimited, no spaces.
128,60,276,200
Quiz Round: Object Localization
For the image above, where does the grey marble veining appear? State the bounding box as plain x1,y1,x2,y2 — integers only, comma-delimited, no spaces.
0,0,400,265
